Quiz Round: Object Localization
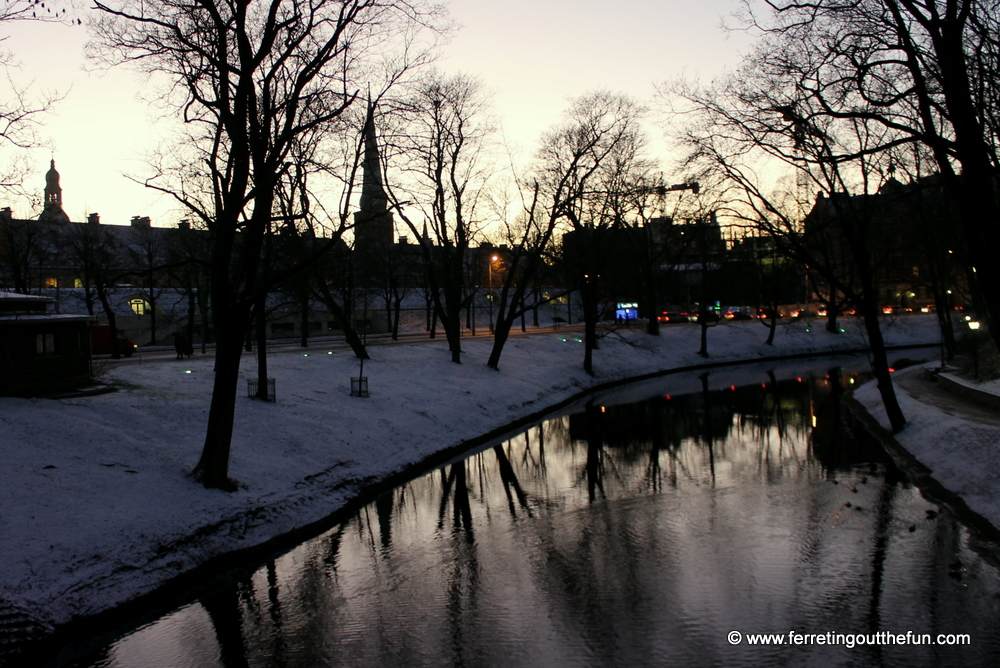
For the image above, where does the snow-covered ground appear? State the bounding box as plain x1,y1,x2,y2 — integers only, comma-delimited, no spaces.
855,361,1000,534
1,316,941,631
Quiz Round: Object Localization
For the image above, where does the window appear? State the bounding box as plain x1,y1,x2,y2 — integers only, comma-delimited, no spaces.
74,279,84,288
44,277,57,288
129,298,149,315
36,333,55,355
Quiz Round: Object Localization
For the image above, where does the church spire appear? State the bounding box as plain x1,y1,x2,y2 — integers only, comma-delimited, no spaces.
358,101,389,215
353,100,393,254
40,159,70,223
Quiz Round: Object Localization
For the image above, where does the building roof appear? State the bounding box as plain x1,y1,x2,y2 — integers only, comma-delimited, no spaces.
0,291,53,302
0,313,95,324
0,291,55,314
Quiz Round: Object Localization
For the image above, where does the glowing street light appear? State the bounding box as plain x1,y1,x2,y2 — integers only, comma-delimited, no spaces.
969,320,982,379
488,254,499,335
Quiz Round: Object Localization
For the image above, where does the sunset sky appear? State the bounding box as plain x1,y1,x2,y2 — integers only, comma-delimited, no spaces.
3,0,755,227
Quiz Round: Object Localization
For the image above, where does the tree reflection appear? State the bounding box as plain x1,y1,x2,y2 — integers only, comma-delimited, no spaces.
584,401,606,503
494,445,532,517
83,367,1000,668
200,582,249,668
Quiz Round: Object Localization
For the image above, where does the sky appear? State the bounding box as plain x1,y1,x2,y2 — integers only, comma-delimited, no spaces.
2,0,756,227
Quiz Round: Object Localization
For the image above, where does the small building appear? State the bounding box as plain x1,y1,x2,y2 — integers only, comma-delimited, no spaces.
0,291,95,396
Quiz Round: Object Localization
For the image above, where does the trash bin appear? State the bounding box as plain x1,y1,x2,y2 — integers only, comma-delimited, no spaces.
350,376,369,397
247,377,276,402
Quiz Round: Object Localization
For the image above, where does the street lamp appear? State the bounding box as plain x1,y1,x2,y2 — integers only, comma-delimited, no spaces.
488,254,498,335
969,320,981,379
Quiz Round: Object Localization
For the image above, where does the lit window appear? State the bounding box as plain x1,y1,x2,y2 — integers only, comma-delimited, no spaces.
74,279,84,288
45,277,57,288
129,298,149,315
36,333,55,355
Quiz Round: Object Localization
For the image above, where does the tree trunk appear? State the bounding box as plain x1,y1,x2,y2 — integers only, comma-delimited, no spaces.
199,287,210,353
255,294,270,401
445,308,462,364
187,290,197,351
194,319,247,491
391,294,402,341
698,315,709,357
826,283,839,333
487,318,512,370
95,282,120,359
425,292,432,332
300,291,309,348
581,280,598,375
645,281,661,336
934,32,1000,355
149,287,157,345
859,300,906,433
934,293,956,361
323,296,369,359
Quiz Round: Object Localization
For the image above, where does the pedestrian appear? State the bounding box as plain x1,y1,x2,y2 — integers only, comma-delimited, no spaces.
173,332,185,360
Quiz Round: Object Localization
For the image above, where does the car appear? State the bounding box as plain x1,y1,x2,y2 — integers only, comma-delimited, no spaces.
658,311,690,324
90,325,137,357
724,308,753,320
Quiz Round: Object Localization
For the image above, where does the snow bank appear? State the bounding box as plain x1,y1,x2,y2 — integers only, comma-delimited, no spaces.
0,316,939,629
854,363,1000,532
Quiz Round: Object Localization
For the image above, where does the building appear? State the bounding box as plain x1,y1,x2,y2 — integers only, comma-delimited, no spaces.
802,176,968,312
0,291,94,396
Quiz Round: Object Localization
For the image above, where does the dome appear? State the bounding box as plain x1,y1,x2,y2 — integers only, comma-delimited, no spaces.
45,159,60,187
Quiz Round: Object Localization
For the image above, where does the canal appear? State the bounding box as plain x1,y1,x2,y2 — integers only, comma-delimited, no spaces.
60,356,1000,667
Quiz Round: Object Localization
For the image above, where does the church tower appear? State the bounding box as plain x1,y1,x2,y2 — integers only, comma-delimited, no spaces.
39,159,70,223
353,102,394,255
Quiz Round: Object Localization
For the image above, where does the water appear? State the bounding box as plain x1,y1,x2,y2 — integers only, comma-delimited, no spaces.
63,358,1000,667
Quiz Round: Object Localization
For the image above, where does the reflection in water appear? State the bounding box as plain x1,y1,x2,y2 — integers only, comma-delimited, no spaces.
75,363,1000,667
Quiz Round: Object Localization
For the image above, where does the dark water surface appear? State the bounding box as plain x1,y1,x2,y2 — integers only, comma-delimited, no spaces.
67,357,1000,667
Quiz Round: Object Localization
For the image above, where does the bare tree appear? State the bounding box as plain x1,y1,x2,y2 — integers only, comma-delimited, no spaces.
0,208,43,292
539,91,649,375
90,0,444,489
63,219,130,356
484,184,560,370
166,222,213,353
672,69,911,430
738,0,1000,353
385,71,494,364
0,2,75,191
128,222,170,345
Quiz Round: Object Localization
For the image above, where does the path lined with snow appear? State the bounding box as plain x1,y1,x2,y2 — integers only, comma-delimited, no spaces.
1,316,940,630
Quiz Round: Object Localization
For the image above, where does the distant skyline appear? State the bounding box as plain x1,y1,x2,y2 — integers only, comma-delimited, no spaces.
3,0,754,227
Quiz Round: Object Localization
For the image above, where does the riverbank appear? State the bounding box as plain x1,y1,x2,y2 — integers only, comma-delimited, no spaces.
0,316,939,642
854,362,1000,541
